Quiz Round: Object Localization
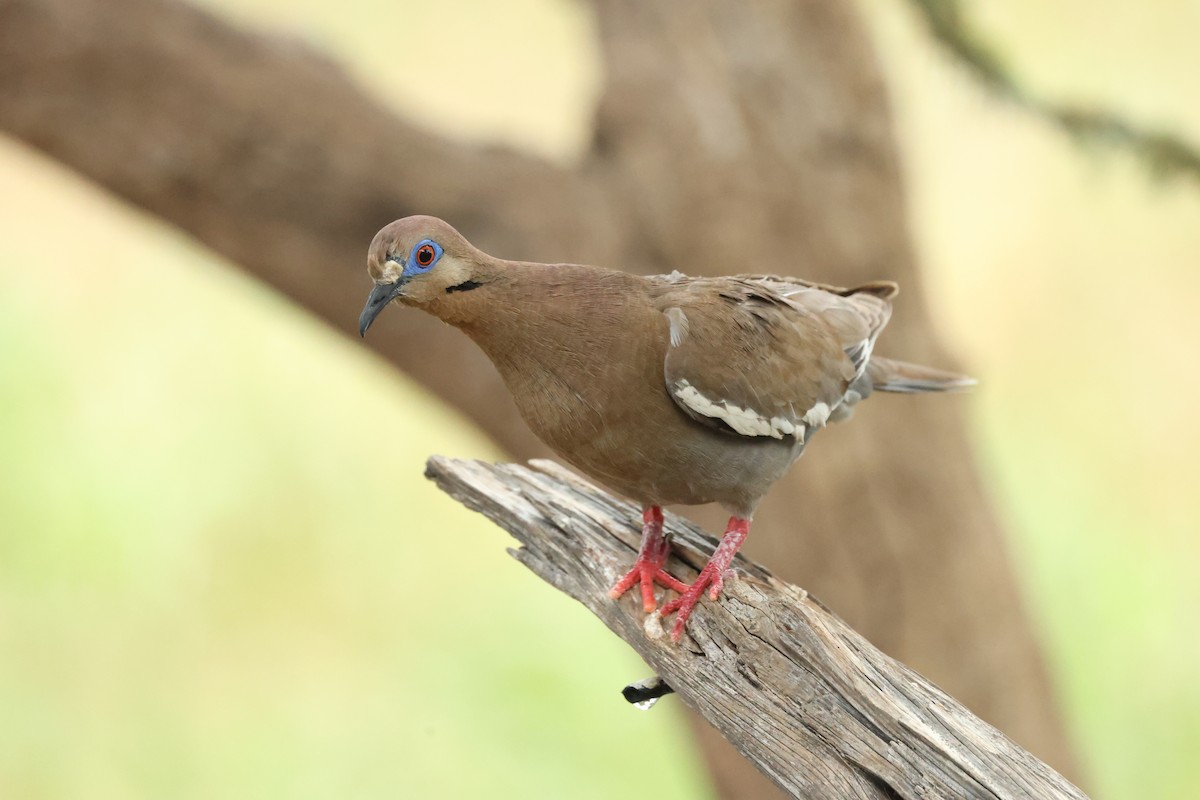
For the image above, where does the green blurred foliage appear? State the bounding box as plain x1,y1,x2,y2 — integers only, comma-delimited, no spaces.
1,0,1198,798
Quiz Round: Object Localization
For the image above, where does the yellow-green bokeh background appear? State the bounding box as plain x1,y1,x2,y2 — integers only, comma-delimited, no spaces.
1,1,1197,798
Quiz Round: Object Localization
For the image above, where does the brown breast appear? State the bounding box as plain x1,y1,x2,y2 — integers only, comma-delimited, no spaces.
451,262,804,515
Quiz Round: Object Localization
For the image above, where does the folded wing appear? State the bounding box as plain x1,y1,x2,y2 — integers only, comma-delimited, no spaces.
651,273,897,442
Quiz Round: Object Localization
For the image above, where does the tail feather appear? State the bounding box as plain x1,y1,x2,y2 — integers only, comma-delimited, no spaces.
867,357,976,393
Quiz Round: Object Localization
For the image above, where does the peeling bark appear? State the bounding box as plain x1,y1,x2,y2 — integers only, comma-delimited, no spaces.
426,456,1088,800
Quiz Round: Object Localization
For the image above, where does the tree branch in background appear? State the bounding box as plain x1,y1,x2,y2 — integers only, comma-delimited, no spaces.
909,0,1200,183
426,456,1090,800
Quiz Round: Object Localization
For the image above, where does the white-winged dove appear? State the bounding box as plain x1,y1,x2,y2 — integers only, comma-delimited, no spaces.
360,216,973,641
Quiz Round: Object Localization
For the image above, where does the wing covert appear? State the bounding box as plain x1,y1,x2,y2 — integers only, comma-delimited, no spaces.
653,276,888,441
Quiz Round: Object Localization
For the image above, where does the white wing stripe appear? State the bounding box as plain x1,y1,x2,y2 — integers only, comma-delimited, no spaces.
673,380,805,442
802,401,832,428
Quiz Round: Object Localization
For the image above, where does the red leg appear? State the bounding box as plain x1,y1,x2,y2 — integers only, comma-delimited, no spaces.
660,517,750,642
609,507,690,612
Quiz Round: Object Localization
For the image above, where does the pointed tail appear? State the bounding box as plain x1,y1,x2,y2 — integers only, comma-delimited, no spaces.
867,357,976,393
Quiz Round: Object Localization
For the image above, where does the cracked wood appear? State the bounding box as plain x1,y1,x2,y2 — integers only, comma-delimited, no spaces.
425,456,1088,800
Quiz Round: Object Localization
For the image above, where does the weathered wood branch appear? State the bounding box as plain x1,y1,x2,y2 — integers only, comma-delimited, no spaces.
426,456,1087,800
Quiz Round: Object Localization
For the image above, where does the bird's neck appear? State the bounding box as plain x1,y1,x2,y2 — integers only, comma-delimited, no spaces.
428,260,654,379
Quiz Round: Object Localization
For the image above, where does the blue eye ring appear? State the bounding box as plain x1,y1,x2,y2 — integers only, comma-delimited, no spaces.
407,238,443,273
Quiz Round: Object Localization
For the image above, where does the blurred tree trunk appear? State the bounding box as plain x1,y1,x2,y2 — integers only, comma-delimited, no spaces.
0,0,1080,793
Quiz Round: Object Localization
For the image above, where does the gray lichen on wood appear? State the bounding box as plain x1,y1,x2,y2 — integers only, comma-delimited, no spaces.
425,456,1088,800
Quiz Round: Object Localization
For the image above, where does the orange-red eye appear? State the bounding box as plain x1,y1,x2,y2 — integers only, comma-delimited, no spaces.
415,244,436,266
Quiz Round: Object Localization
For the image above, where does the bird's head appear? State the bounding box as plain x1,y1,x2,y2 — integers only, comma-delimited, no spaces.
359,215,484,336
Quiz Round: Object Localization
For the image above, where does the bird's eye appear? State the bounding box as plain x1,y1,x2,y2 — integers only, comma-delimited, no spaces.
416,244,436,267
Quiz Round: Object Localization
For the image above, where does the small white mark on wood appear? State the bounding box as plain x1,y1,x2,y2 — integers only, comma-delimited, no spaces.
645,610,666,640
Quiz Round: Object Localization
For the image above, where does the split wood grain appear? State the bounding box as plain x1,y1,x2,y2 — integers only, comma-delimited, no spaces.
425,456,1088,800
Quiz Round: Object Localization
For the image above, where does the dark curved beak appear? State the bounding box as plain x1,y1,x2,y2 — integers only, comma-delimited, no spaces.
359,280,405,337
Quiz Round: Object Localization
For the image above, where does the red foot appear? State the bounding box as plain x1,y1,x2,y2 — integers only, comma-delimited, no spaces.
609,507,690,612
659,518,750,642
